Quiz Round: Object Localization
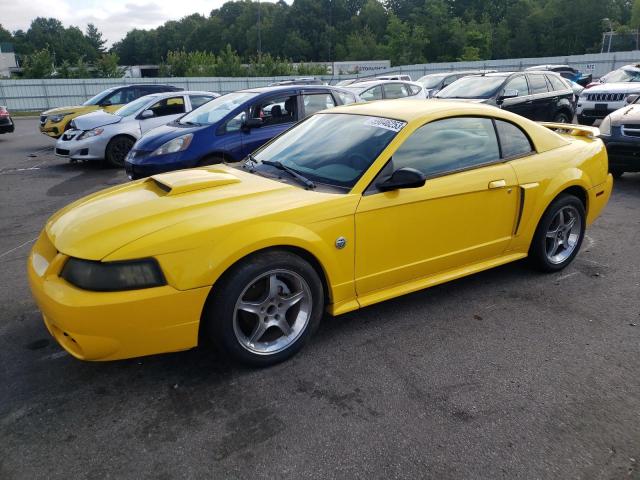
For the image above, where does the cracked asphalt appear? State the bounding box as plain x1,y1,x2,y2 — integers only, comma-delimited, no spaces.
1,118,639,479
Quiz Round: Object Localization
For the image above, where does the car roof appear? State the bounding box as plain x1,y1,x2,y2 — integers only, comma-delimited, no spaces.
242,85,346,94
343,79,415,88
140,90,217,100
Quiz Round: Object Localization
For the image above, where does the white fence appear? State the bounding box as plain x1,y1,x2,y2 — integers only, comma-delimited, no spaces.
2,50,640,112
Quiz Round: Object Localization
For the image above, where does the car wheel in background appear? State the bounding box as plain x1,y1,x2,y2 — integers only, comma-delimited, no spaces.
203,250,324,367
528,194,586,272
197,155,225,166
553,111,571,123
577,116,596,126
105,136,135,168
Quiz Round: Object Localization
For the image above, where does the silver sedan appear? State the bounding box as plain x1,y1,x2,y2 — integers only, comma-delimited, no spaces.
55,91,218,167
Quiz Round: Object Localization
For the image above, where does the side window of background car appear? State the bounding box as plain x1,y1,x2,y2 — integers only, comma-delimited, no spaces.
495,120,534,159
148,96,186,117
391,117,500,178
189,95,214,109
251,95,297,126
504,76,529,97
528,75,549,94
384,83,409,99
407,84,422,95
361,86,383,101
546,74,568,92
442,75,457,88
337,91,357,105
303,93,335,118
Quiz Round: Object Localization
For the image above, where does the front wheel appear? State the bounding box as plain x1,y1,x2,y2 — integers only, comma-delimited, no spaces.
553,111,571,123
529,194,586,272
203,250,324,367
105,136,135,168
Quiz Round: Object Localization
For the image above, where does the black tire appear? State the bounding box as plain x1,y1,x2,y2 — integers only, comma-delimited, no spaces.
577,116,596,126
197,155,225,167
553,111,571,123
529,194,586,272
105,136,135,168
203,250,324,367
610,168,624,179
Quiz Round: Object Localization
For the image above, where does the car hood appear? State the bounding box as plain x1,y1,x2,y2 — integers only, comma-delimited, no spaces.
583,82,640,94
71,111,122,130
608,104,640,124
45,165,334,261
134,123,206,151
42,105,98,116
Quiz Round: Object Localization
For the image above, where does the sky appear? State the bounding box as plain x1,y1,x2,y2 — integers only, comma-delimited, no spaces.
0,0,283,47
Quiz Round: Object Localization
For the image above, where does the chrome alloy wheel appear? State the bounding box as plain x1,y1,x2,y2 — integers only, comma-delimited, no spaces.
545,205,582,264
233,269,312,355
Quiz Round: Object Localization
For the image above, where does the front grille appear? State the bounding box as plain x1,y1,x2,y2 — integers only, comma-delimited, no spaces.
586,92,626,102
581,109,611,118
55,148,70,156
621,124,640,137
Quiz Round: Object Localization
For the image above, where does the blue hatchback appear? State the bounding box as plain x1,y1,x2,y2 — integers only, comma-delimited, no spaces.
125,85,358,179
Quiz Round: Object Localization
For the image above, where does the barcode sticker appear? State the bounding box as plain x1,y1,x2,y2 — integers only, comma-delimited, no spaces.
364,117,406,132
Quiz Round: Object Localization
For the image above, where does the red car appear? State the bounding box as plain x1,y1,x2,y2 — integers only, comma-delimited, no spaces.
0,106,15,134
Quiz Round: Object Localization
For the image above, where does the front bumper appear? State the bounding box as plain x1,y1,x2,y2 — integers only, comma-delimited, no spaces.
576,99,627,120
600,128,640,172
125,150,197,180
27,232,210,361
55,130,109,161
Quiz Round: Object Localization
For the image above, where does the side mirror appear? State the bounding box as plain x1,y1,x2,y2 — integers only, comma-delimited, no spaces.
243,117,263,129
498,89,519,102
140,110,154,119
626,94,639,104
377,167,427,192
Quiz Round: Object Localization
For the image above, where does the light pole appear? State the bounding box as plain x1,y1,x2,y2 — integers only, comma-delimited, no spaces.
257,0,262,60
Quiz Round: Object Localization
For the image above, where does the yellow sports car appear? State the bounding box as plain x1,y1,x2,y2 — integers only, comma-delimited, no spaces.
27,100,612,366
39,84,182,138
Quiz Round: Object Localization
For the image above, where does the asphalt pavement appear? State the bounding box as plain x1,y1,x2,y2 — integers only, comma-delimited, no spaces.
1,118,639,479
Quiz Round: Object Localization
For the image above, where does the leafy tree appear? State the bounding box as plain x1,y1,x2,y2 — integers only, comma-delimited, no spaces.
96,53,121,77
22,48,54,78
86,24,106,55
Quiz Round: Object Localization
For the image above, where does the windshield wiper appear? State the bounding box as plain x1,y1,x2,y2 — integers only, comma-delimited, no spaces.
262,160,316,189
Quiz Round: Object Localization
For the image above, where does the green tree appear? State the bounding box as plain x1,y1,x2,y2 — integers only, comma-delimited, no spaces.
22,48,54,78
96,53,121,77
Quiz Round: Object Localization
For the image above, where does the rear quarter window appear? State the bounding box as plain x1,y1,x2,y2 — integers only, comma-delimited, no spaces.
495,120,534,159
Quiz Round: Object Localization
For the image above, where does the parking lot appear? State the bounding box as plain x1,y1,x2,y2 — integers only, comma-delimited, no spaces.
0,117,639,479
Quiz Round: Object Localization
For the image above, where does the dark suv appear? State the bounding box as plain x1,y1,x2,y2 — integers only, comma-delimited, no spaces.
436,72,575,122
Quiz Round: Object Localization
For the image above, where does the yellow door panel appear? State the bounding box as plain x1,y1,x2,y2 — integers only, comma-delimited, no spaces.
355,163,519,295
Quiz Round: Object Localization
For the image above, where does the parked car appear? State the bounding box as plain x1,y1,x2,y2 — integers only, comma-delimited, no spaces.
598,64,640,85
269,77,325,86
598,93,640,178
335,74,412,86
39,84,183,139
0,106,14,134
54,91,218,167
341,80,426,102
417,70,496,98
376,74,412,81
125,85,359,179
436,71,575,122
576,82,640,125
525,64,592,87
27,100,612,366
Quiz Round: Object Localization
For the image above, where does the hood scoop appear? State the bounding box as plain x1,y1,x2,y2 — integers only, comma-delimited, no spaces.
150,168,241,196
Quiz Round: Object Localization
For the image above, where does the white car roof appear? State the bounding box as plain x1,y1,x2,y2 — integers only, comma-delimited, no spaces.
344,79,422,90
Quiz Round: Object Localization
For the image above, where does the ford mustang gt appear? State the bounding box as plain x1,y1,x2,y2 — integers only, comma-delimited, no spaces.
28,100,612,366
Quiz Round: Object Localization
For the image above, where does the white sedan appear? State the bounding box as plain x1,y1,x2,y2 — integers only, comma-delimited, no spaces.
341,79,427,101
54,91,218,167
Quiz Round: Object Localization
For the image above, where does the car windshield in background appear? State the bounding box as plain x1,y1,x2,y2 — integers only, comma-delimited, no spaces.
418,74,448,88
603,68,640,83
179,92,258,125
437,76,505,99
251,113,405,189
114,97,151,117
83,88,116,106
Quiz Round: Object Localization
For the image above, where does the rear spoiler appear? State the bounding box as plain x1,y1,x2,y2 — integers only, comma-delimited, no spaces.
539,122,600,139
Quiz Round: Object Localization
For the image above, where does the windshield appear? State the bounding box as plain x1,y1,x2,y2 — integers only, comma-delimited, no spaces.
251,113,405,189
83,88,116,106
603,68,640,83
417,74,448,88
114,96,152,117
437,76,506,99
179,91,258,125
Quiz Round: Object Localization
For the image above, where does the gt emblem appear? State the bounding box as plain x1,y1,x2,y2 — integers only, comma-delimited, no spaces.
335,237,347,249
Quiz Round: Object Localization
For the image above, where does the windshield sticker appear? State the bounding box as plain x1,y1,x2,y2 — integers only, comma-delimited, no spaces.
364,117,406,132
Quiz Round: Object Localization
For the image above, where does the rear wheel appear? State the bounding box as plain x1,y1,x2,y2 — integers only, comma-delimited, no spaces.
203,250,324,367
105,136,135,168
529,194,585,272
553,111,571,123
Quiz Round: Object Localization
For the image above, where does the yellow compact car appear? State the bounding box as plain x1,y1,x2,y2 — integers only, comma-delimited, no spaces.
28,100,612,366
39,84,182,138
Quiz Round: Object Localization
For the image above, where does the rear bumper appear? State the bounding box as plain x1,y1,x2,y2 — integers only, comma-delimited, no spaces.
0,120,14,133
27,232,209,361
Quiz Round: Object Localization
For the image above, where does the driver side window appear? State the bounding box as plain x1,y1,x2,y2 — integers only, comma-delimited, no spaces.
391,117,500,178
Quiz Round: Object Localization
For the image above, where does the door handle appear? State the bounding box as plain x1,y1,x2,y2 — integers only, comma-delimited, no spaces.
488,179,506,189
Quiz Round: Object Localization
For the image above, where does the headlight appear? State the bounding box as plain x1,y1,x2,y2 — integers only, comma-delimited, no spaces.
60,258,166,291
151,134,193,157
50,112,74,123
599,115,612,136
77,127,104,140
